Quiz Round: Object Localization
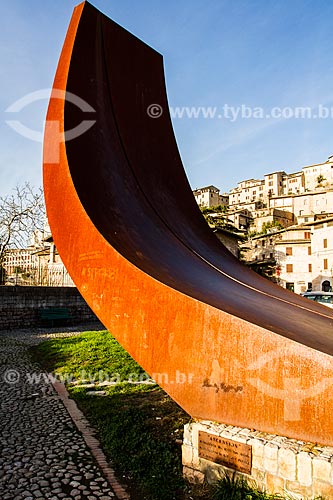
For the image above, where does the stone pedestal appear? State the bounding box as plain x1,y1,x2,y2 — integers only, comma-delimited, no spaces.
183,421,333,499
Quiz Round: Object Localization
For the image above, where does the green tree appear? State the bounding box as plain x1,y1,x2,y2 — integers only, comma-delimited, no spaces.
261,221,283,234
316,174,326,186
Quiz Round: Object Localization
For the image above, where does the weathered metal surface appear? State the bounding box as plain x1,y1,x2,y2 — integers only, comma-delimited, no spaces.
198,431,252,474
43,1,333,445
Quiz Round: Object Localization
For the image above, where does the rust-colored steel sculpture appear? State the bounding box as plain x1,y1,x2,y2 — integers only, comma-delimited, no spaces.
44,2,333,445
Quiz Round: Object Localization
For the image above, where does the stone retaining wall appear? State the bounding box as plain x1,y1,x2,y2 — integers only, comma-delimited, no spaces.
183,421,333,499
0,286,99,330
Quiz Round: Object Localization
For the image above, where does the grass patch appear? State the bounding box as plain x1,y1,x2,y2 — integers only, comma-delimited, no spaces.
70,385,189,499
32,330,144,382
212,474,282,499
31,330,193,499
31,331,326,500
211,474,326,500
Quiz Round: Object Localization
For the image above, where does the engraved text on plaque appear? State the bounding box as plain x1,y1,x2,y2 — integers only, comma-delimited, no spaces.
198,431,252,474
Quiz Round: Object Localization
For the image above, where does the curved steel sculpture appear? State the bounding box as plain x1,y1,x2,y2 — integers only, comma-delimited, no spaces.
44,1,333,445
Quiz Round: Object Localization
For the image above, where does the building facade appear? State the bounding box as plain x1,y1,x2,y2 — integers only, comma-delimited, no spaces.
269,190,333,224
243,218,333,294
302,156,333,191
2,230,74,287
3,248,38,276
193,185,228,208
229,155,333,210
192,155,333,294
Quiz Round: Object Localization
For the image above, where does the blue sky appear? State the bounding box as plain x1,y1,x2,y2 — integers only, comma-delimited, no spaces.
1,0,333,197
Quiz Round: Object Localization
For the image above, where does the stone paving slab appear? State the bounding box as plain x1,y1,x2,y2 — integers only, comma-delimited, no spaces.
0,325,127,500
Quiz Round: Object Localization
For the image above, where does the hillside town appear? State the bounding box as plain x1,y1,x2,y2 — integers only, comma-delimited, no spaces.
193,154,333,294
1,155,332,296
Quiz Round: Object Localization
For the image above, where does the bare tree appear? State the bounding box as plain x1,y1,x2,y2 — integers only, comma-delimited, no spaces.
0,183,46,281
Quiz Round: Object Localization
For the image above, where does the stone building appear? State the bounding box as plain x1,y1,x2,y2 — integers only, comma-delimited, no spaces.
282,170,305,196
269,190,333,224
3,248,37,275
302,155,333,191
227,208,253,231
214,227,244,258
250,207,295,233
193,155,333,293
2,229,74,287
193,185,228,208
31,233,74,286
228,155,333,211
274,225,314,293
243,218,333,294
225,156,333,231
229,178,265,206
2,248,38,284
309,218,333,292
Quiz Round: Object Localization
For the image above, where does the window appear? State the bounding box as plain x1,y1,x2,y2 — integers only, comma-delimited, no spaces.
324,239,328,249
304,232,311,240
286,282,295,292
286,247,293,256
308,247,312,255
286,264,293,273
270,252,274,259
308,263,312,272
324,259,328,270
262,241,265,247
322,280,331,292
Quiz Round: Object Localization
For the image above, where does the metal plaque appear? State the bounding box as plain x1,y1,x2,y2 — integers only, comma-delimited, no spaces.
198,431,252,474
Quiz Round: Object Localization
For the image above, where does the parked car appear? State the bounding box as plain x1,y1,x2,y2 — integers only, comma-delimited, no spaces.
301,291,333,308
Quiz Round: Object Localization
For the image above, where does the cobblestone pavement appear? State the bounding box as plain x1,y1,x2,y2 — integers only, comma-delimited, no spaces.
0,325,118,500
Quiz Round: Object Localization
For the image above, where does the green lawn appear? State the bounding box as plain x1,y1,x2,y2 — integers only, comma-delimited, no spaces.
32,330,193,500
33,330,145,383
31,331,326,500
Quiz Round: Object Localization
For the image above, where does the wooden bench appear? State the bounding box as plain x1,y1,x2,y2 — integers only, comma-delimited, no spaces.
38,307,72,327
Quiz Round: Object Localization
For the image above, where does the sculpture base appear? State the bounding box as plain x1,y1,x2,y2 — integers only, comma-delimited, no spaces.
182,421,333,498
